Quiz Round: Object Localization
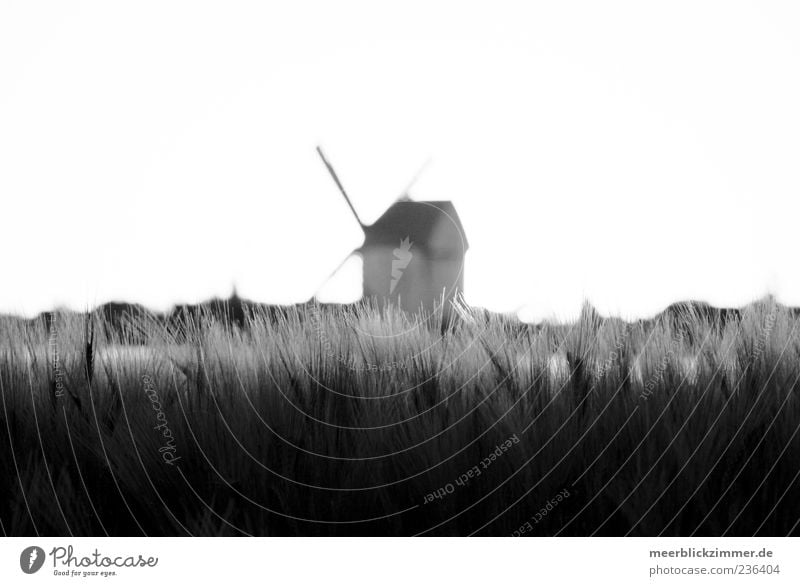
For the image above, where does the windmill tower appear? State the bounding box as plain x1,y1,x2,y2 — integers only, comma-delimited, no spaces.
316,147,468,319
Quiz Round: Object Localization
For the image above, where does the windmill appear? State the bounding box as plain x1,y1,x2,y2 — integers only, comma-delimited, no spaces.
315,147,468,320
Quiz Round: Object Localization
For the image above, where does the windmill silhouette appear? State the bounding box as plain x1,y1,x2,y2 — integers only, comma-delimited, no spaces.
315,147,468,319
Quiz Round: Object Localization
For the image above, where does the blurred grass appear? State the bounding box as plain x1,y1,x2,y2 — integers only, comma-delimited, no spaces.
0,298,798,536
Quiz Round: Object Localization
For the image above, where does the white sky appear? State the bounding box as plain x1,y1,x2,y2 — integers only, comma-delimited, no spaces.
1,1,799,321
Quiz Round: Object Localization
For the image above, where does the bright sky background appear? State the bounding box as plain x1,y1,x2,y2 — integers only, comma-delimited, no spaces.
2,1,799,321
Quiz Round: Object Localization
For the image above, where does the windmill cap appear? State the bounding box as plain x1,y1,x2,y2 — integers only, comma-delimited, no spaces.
358,200,468,256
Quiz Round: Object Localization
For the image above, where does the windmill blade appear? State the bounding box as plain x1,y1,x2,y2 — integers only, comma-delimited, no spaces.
308,250,359,302
316,146,365,229
398,157,432,200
